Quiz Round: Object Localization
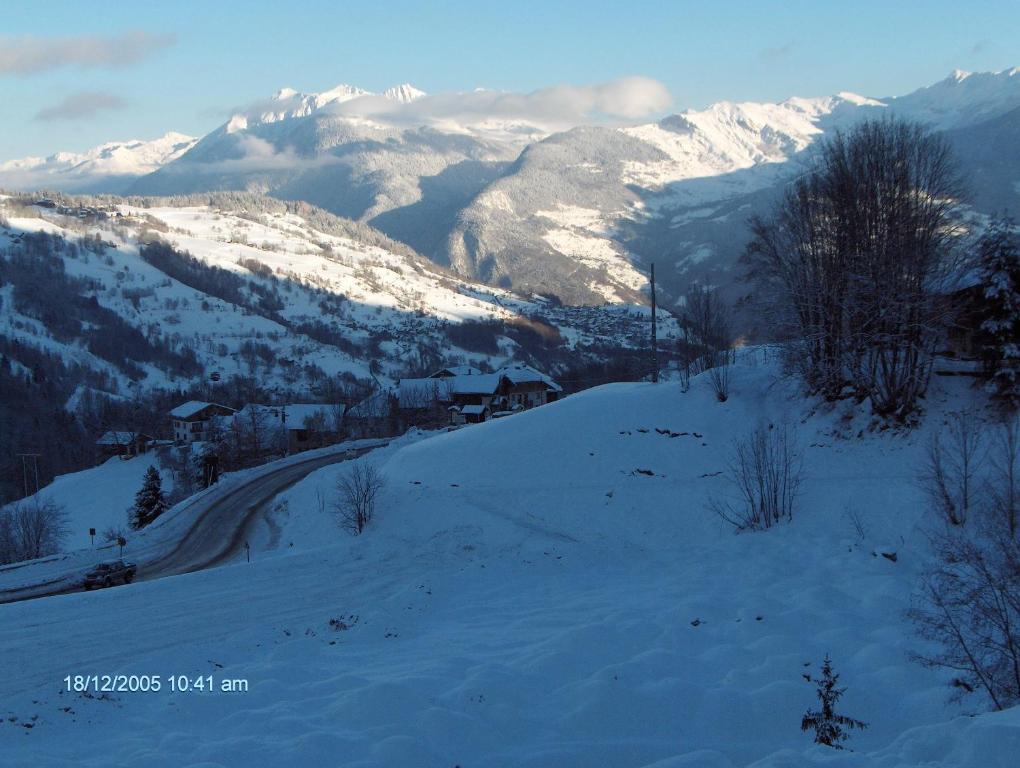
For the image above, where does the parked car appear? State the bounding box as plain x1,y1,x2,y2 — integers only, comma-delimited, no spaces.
83,560,137,590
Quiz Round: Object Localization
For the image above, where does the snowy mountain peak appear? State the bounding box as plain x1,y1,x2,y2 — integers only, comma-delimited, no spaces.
384,83,427,103
313,83,371,108
0,132,197,193
882,66,1020,128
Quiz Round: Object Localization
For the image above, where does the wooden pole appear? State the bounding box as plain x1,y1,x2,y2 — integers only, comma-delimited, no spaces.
650,263,659,383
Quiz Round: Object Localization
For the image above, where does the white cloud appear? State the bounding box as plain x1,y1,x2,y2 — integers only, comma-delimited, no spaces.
324,76,672,128
0,31,175,76
189,76,674,176
34,91,127,121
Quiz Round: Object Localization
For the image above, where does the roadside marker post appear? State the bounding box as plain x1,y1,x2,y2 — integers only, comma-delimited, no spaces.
89,528,95,548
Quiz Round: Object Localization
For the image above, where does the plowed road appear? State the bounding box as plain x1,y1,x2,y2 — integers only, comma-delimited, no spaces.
0,444,381,604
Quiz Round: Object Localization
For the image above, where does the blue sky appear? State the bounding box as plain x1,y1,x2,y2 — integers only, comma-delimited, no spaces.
1,0,1017,159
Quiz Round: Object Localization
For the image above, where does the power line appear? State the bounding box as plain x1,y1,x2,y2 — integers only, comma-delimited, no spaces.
15,453,42,497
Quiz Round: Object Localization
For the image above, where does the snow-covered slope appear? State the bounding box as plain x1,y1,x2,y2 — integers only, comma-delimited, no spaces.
128,81,535,251
0,192,666,398
0,133,197,194
887,67,1020,129
20,453,171,545
449,67,1020,306
2,353,1016,765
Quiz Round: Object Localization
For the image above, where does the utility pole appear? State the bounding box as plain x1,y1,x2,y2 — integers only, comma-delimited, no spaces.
16,453,42,496
650,263,659,384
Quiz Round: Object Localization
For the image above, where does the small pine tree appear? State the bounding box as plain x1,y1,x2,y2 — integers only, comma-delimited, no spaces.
978,216,1020,408
801,655,868,750
130,466,168,529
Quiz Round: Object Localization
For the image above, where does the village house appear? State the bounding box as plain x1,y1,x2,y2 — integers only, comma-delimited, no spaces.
96,430,153,461
169,401,237,445
232,403,340,454
398,364,562,426
345,391,398,439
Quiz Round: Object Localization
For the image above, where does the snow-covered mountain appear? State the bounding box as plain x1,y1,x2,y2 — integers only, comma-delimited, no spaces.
5,69,1020,310
127,81,532,259
449,68,1020,308
0,133,196,194
886,66,1020,128
0,191,668,400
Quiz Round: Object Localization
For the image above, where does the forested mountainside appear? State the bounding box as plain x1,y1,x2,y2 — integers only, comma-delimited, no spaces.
0,191,671,502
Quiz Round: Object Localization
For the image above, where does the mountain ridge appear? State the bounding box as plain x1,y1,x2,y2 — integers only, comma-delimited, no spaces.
3,68,1019,308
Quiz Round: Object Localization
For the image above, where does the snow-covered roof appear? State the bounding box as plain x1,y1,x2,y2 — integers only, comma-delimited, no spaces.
431,365,483,378
460,404,489,416
400,365,560,406
398,378,453,408
169,401,234,420
285,403,339,427
348,391,393,419
96,430,149,446
499,364,563,391
447,373,504,395
234,403,336,429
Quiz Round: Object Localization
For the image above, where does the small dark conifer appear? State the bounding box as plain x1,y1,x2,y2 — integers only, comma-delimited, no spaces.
801,655,868,750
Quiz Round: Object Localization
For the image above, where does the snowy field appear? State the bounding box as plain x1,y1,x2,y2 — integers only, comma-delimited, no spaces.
2,353,1019,766
2,452,171,548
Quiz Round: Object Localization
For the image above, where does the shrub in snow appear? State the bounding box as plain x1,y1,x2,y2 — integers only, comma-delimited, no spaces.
912,527,1020,710
801,655,868,749
102,525,128,544
987,418,1020,538
0,498,68,564
335,463,385,536
679,286,734,400
911,477,1020,711
129,466,168,530
919,411,986,526
977,216,1020,409
711,423,802,531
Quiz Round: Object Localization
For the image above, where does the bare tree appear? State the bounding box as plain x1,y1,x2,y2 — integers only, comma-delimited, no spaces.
0,498,68,563
746,118,964,417
676,318,695,393
711,423,803,531
987,417,1020,537
335,463,385,535
911,527,1020,710
920,411,985,526
682,286,734,400
911,416,1020,711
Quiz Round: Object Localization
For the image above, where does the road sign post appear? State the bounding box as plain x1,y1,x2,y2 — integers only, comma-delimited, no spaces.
89,528,96,548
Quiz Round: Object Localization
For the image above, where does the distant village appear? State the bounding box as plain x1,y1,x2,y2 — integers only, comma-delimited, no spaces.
95,363,563,462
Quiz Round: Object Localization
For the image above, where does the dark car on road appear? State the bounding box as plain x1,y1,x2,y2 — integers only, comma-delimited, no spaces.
83,560,137,590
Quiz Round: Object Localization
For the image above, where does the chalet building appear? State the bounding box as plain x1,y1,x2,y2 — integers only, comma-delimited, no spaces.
170,401,236,444
346,391,398,439
233,403,340,454
96,430,153,460
455,403,491,425
399,364,562,426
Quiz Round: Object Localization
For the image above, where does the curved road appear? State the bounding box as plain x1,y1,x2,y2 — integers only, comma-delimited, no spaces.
0,444,381,604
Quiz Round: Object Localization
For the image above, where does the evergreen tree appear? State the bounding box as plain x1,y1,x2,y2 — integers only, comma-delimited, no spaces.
979,216,1020,408
801,655,867,750
130,466,167,529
